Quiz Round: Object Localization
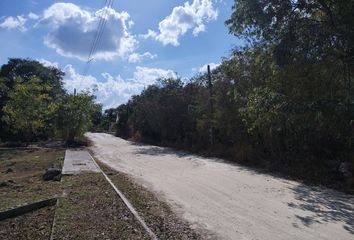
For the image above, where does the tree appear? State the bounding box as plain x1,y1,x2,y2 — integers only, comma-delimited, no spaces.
56,92,99,143
0,58,64,141
115,104,132,138
226,0,354,66
2,76,58,142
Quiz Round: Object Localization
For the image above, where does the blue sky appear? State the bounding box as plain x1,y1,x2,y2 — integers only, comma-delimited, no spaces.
0,0,241,109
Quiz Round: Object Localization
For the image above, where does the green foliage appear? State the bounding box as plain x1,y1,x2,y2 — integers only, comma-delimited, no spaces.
116,78,199,146
115,104,131,138
226,0,354,66
2,77,58,142
56,92,99,143
0,58,100,144
0,58,64,141
97,108,118,132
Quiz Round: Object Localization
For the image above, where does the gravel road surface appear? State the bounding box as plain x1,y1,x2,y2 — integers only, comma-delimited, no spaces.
87,133,354,240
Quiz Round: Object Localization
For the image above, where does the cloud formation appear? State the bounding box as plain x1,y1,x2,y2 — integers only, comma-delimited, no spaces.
128,52,157,63
37,58,60,68
0,16,27,31
28,12,39,20
133,66,177,85
63,65,177,109
144,0,218,46
38,3,138,61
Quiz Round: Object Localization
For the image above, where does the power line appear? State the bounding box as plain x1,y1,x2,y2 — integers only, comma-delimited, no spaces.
87,0,109,64
90,0,114,63
77,0,115,93
83,0,113,77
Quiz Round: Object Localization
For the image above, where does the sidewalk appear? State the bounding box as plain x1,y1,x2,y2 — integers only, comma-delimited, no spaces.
62,149,100,175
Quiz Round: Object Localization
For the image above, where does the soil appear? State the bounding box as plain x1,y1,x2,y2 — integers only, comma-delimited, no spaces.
0,206,55,240
53,173,150,240
0,148,64,211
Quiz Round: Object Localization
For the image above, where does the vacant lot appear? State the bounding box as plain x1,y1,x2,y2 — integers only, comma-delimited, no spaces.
0,148,149,239
0,147,202,239
0,148,64,239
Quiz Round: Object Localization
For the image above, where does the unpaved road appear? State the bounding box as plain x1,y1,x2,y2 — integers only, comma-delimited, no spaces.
87,133,354,240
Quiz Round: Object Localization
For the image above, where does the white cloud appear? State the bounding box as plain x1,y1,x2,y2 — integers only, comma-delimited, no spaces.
63,65,177,109
198,62,220,73
133,66,177,85
144,0,218,46
128,52,157,63
192,24,205,36
38,3,138,61
0,16,27,31
28,12,39,20
140,29,158,39
37,58,60,68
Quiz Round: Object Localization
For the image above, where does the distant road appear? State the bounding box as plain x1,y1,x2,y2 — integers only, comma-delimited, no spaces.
87,133,354,240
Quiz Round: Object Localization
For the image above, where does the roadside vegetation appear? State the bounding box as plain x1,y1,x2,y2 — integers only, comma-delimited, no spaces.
104,1,354,192
0,59,101,145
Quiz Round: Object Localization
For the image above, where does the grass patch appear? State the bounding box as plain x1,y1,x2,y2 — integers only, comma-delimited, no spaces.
0,148,64,211
53,173,149,240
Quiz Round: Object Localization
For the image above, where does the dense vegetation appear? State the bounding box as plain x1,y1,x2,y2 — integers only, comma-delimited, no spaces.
0,58,100,144
111,0,354,190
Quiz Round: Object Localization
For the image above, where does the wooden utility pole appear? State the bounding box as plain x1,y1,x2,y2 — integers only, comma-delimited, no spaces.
207,65,214,146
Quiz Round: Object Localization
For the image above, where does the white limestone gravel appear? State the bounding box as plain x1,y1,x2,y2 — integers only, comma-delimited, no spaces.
87,133,354,240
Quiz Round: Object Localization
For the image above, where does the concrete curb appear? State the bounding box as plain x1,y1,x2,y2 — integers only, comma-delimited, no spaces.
88,151,158,240
0,198,57,221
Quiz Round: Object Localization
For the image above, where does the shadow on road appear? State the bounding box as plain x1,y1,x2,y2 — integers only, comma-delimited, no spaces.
129,142,281,177
130,142,189,157
288,184,354,234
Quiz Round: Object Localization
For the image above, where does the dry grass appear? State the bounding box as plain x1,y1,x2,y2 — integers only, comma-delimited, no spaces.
53,173,149,240
0,205,55,240
0,148,64,211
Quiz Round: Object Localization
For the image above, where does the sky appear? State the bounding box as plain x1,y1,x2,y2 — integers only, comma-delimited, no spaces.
0,0,241,109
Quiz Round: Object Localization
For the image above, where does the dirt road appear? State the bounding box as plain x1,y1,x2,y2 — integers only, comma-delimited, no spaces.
87,133,354,240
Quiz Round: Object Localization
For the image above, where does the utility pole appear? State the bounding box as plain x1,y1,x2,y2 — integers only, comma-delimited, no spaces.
207,65,214,146
74,88,77,96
